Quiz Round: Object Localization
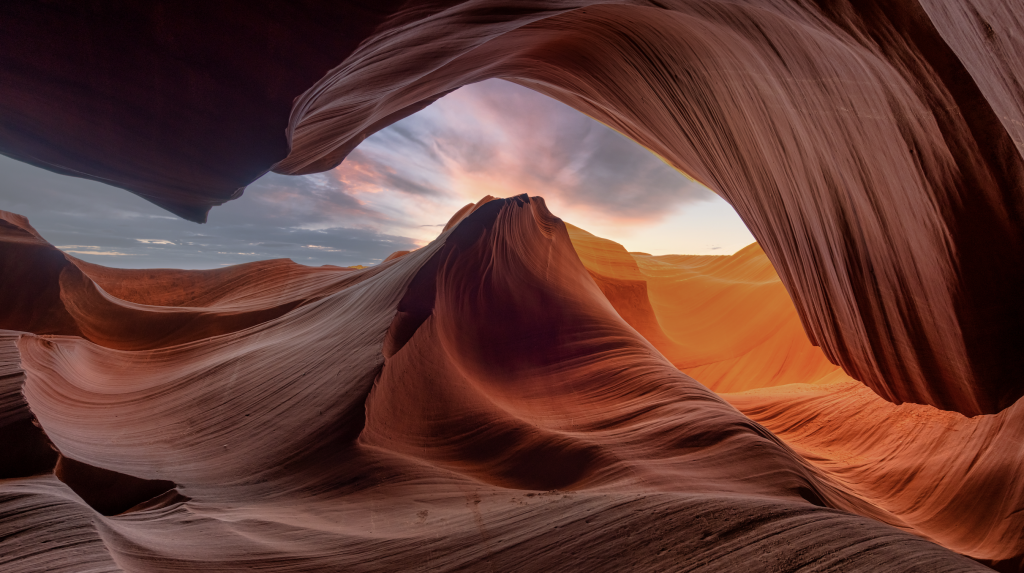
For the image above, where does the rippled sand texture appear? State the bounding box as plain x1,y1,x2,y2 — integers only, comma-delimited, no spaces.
4,1,1023,415
2,198,1009,572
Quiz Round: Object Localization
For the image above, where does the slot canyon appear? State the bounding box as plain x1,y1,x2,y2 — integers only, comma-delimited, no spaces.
1,1,1023,571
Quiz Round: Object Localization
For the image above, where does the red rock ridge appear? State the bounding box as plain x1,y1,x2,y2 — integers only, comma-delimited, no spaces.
0,198,999,571
564,227,1024,568
2,2,1023,413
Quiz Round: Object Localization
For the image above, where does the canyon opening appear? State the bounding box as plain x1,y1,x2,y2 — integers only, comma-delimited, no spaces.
2,2,1024,572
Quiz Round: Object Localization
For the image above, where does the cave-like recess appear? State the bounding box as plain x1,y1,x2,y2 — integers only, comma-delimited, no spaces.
2,0,1023,416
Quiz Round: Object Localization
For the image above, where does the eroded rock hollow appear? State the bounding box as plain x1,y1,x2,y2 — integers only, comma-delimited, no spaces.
1,1,1023,571
3,0,1023,415
2,198,1020,571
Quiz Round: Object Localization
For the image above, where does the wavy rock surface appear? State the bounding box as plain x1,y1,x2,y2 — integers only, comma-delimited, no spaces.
0,210,375,350
567,225,841,393
2,1,1023,414
727,377,1024,569
0,200,1000,571
565,228,1024,569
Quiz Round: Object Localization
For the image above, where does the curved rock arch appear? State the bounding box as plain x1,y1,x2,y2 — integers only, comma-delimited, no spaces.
1,0,1022,415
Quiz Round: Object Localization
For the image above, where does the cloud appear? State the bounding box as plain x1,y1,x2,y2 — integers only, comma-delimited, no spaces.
0,78,747,267
340,79,714,229
243,172,392,229
58,246,133,256
338,151,446,198
0,155,420,269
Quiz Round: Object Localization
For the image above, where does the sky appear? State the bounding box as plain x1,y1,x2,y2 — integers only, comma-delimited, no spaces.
0,79,753,269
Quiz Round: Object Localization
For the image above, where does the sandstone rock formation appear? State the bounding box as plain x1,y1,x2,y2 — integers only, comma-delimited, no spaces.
2,1,1022,414
2,1,1023,569
568,222,1024,569
2,199,1011,571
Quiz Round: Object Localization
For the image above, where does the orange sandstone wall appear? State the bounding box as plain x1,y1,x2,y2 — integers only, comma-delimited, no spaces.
2,1,1023,414
567,225,841,393
565,221,1024,567
2,198,999,571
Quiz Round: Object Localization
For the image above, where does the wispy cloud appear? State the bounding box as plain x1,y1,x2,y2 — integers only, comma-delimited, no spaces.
58,246,133,256
2,155,421,269
1,79,751,266
331,79,716,243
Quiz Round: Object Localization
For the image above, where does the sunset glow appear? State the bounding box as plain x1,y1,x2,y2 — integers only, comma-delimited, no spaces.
2,79,753,269
324,79,754,254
